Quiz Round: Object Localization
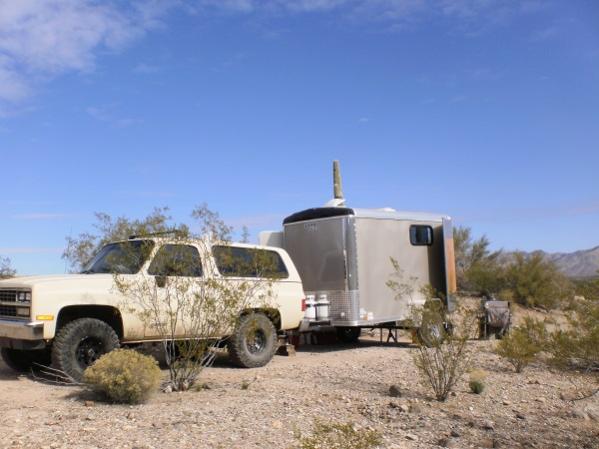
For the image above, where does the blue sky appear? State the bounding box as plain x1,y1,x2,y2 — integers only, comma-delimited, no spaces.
0,0,598,275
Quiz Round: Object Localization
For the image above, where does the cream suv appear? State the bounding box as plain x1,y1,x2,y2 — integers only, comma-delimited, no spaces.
0,238,305,380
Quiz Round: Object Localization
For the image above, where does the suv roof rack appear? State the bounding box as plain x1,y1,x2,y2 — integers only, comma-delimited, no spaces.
128,229,187,240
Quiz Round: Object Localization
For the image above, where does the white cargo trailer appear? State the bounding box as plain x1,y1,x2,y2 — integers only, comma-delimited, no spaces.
260,161,457,341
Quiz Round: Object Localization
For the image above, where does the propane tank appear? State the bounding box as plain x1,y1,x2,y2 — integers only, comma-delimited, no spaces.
316,294,330,320
304,295,317,320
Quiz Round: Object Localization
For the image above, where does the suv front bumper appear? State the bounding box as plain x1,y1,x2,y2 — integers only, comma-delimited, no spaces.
0,320,45,350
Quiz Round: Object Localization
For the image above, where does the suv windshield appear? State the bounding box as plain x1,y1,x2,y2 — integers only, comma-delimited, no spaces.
82,240,155,274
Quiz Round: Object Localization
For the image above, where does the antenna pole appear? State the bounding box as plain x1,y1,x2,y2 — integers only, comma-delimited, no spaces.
333,160,344,200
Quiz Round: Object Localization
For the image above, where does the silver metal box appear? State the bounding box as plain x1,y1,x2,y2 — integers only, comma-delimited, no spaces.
282,207,456,327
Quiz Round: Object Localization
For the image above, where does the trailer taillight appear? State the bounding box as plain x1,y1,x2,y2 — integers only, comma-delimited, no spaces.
301,298,307,312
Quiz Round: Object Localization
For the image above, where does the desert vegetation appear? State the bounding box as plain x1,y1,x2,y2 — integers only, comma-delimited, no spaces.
0,256,15,279
454,226,582,309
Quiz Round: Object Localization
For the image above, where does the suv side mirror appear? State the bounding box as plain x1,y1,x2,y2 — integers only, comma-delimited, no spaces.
155,275,167,288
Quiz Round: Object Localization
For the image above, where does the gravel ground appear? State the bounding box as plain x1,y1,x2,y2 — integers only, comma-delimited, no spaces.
0,336,597,449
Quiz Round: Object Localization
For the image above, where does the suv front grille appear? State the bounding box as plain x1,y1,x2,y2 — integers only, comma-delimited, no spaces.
0,289,31,319
0,290,19,303
0,305,18,317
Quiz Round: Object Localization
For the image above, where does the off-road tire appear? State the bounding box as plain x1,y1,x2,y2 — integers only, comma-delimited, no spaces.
228,313,277,368
51,318,119,381
336,327,361,343
1,348,50,373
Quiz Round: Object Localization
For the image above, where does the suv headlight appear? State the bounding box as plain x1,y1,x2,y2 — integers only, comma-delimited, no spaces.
17,292,32,303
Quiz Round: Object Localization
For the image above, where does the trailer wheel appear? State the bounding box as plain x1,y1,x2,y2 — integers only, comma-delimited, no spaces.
228,313,277,368
336,327,361,343
417,321,446,348
51,318,120,381
1,348,51,373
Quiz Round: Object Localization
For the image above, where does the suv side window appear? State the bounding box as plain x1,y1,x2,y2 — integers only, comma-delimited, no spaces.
212,246,289,279
148,244,203,277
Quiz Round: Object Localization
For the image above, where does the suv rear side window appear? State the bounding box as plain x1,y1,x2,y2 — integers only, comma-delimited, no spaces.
212,246,288,278
410,225,433,246
148,244,203,277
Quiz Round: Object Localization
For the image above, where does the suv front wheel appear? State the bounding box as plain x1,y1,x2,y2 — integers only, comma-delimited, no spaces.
228,312,277,368
51,318,120,381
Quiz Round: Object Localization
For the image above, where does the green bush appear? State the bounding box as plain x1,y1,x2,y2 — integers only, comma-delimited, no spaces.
573,276,599,301
468,369,487,394
547,299,599,370
83,349,162,404
504,252,572,309
294,421,381,449
495,318,547,373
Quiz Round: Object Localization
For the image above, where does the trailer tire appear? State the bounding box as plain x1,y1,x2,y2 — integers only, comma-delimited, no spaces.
1,348,50,373
417,321,446,348
336,327,361,343
51,318,120,381
228,313,277,368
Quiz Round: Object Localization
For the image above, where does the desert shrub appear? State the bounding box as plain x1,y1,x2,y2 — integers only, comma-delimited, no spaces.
454,226,503,294
504,252,572,309
0,256,16,279
547,299,599,370
413,302,477,401
495,318,547,373
469,369,487,394
386,259,476,401
83,349,162,404
294,421,381,449
573,276,599,301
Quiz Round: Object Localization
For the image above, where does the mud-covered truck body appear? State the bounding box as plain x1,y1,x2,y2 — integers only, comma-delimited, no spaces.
0,238,305,379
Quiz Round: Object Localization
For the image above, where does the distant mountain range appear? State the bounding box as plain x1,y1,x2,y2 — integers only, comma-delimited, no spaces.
542,246,599,278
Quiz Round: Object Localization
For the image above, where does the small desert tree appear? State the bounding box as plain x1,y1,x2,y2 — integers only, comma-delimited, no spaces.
504,252,572,309
387,258,476,401
0,256,16,279
113,207,279,391
63,207,178,272
453,226,503,294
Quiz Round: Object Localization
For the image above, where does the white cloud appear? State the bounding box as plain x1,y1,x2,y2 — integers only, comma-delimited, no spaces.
0,247,63,255
86,104,142,127
0,0,174,113
11,212,73,220
0,0,545,114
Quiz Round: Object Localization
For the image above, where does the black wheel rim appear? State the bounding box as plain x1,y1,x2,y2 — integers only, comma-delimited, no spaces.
246,329,267,354
76,336,104,368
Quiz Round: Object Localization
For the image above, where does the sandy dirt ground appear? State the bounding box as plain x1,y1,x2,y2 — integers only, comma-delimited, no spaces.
0,333,597,449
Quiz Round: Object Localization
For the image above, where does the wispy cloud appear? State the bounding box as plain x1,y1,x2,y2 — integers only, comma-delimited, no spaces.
12,212,74,220
118,191,176,199
86,105,142,127
0,247,63,255
225,213,284,229
0,0,547,115
455,200,599,223
133,62,161,74
0,0,175,114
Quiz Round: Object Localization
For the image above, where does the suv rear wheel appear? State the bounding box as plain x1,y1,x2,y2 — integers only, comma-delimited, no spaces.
51,318,119,381
228,312,277,368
